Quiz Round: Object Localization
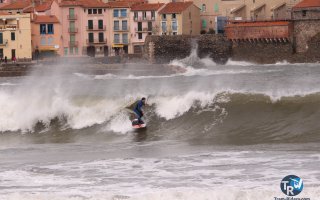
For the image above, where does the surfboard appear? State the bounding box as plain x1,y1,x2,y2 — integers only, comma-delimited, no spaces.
132,119,146,129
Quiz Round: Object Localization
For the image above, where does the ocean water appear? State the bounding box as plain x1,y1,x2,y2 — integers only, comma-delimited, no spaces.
0,53,320,199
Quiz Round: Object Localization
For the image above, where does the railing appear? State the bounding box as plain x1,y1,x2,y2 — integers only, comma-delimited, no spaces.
113,27,129,31
0,39,8,46
135,27,152,32
68,28,78,33
67,15,77,20
86,25,106,31
133,16,155,21
113,39,129,44
0,25,17,30
86,39,107,44
69,41,78,47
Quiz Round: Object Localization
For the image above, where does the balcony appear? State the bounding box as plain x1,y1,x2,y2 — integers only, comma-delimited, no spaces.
0,24,17,30
0,39,8,46
113,26,129,32
69,41,78,47
68,28,78,33
133,16,155,21
86,25,106,31
135,27,152,32
67,15,77,20
113,39,129,44
86,39,107,45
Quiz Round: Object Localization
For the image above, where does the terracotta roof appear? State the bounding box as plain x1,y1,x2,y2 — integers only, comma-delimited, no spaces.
33,15,59,23
293,0,320,9
23,0,54,13
158,1,193,14
60,0,109,8
131,3,164,11
226,21,290,28
0,0,31,10
106,1,140,8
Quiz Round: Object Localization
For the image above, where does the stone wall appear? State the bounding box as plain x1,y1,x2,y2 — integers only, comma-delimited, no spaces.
144,35,232,64
231,41,294,64
294,20,320,52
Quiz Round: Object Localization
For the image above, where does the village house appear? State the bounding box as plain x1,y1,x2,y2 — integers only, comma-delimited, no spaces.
158,1,200,36
106,0,143,55
130,3,164,54
0,13,32,61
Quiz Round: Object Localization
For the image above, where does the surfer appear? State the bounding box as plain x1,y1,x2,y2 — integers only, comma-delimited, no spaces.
133,97,146,124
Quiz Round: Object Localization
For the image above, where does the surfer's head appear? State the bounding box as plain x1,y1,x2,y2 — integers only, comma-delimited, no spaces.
141,97,146,104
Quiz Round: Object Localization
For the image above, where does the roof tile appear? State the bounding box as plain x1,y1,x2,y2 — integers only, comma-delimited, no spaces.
159,1,193,14
131,3,164,11
293,0,320,9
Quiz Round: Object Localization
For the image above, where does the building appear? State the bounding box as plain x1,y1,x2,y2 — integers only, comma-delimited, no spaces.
0,13,32,60
130,3,164,54
158,1,200,36
192,0,302,33
107,1,143,55
59,0,110,57
292,0,320,52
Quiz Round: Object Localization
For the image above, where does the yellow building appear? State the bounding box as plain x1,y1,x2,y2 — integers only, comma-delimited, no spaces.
158,2,200,35
0,13,32,60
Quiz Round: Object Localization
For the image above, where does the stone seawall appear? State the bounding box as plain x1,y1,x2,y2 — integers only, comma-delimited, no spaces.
145,33,320,64
144,35,232,64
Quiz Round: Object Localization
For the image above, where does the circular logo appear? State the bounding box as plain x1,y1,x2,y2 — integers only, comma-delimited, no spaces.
280,175,304,196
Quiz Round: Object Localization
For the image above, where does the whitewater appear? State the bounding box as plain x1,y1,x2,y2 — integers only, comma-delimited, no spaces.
0,51,320,199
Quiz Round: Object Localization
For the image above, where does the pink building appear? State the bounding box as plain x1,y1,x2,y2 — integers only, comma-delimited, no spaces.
130,3,164,54
59,0,110,57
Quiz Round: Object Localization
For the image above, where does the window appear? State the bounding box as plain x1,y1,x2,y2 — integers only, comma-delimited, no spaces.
202,19,207,29
40,37,46,45
173,32,177,35
114,34,120,43
214,3,219,12
47,24,54,34
201,4,206,12
172,21,177,31
113,9,119,17
143,11,146,20
161,21,166,32
302,10,307,17
138,22,142,31
88,9,92,14
0,49,3,58
69,8,75,18
189,12,191,19
122,20,127,30
172,13,176,19
122,33,128,44
98,9,102,14
64,47,68,55
88,33,94,43
134,12,138,20
138,33,142,39
120,9,127,17
48,37,53,45
148,21,152,31
93,9,97,14
99,32,104,42
114,20,119,30
75,47,78,55
11,32,15,41
162,14,166,20
88,20,93,29
0,33,3,44
98,20,103,29
40,24,46,34
151,11,155,19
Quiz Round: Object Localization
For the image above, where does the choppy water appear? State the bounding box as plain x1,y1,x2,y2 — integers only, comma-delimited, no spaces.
0,52,320,199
